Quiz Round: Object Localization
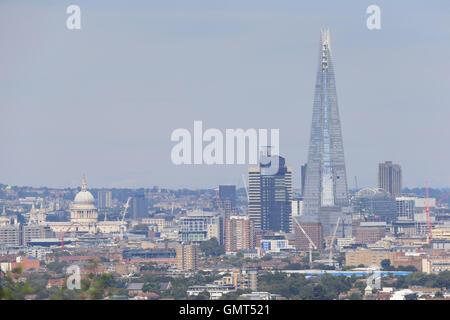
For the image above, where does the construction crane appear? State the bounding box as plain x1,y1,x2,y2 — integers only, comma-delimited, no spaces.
60,222,76,250
293,217,317,264
327,217,342,266
119,197,132,240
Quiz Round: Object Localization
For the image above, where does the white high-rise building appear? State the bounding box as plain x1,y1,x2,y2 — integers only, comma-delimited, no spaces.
396,197,415,220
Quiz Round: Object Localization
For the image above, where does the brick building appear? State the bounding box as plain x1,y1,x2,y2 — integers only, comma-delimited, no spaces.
294,222,323,250
176,243,199,271
391,252,424,271
224,216,254,254
352,222,386,244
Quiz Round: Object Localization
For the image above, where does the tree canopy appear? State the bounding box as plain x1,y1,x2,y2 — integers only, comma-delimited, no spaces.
199,238,224,257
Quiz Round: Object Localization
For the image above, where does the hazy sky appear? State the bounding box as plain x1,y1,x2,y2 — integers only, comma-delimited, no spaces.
1,0,450,190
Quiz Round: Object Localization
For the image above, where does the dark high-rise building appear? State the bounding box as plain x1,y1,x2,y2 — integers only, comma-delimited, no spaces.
378,161,402,197
218,185,237,215
130,192,148,220
301,164,307,196
303,29,349,221
248,151,292,233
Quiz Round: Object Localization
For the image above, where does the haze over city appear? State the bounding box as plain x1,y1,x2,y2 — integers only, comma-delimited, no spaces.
2,1,450,307
1,0,449,189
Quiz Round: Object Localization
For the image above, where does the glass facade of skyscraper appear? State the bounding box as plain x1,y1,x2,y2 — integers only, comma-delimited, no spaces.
303,29,349,220
248,155,292,233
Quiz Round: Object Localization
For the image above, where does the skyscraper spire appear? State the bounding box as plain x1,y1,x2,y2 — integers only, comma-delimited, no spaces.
302,29,349,220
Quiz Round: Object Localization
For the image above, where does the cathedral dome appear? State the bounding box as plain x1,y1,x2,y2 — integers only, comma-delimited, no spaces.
74,190,95,204
71,176,98,223
72,177,96,208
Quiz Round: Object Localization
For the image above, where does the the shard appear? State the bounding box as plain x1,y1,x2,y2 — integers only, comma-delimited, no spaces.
301,29,349,230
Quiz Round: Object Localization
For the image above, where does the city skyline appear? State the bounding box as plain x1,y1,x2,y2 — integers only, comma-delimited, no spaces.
1,1,450,190
2,1,450,305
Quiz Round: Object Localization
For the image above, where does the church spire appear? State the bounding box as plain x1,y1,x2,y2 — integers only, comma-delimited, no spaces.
2,206,6,216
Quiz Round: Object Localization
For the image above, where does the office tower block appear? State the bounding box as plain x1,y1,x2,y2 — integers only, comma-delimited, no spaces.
176,243,199,271
378,161,402,197
224,216,254,254
301,164,307,196
98,190,112,209
248,167,262,229
179,211,223,244
0,224,21,247
396,197,415,220
219,185,237,215
303,29,349,222
352,187,397,222
248,153,292,233
291,198,303,217
22,225,48,246
130,192,148,220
